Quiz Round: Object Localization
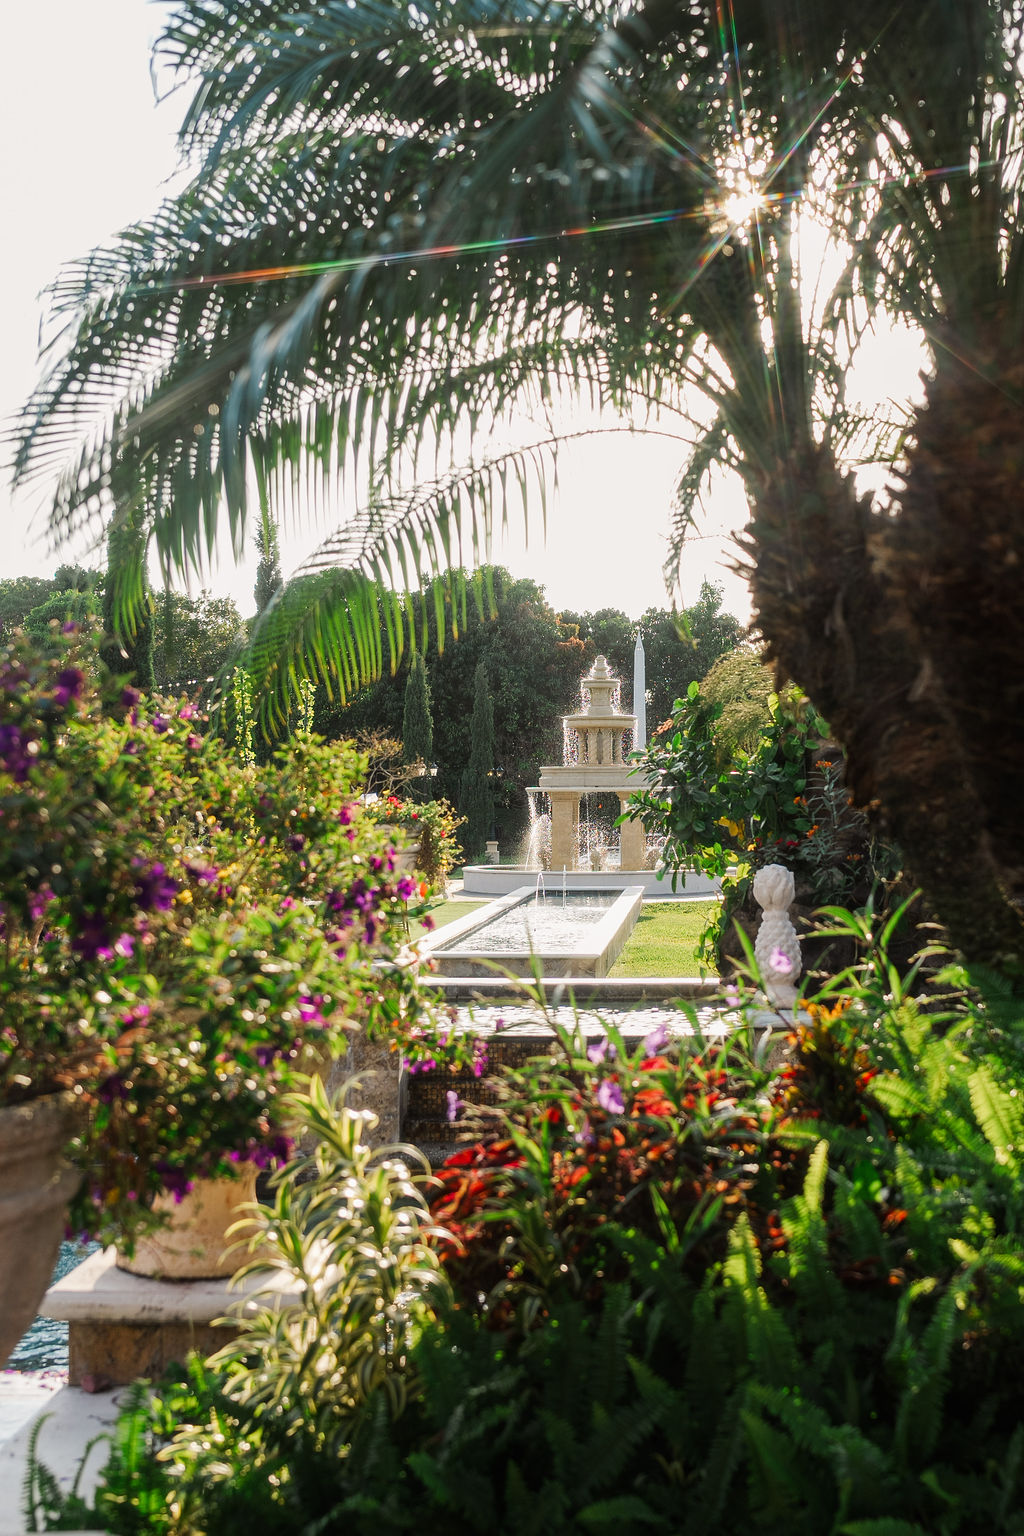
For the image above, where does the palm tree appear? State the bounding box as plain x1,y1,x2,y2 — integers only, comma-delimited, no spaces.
10,0,1024,974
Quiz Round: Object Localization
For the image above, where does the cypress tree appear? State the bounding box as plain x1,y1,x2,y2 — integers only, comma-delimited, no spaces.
402,653,434,770
459,660,495,859
254,513,282,616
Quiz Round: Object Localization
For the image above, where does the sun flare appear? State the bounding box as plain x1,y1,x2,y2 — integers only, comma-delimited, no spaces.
721,188,765,228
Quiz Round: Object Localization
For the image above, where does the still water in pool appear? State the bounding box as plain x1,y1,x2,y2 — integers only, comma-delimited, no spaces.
7,1242,96,1373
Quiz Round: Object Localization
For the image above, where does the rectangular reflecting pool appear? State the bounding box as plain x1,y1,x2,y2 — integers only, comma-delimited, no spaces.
425,885,644,977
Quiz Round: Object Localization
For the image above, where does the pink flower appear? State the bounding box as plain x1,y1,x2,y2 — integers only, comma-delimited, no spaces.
596,1079,624,1115
643,1022,670,1054
769,947,793,975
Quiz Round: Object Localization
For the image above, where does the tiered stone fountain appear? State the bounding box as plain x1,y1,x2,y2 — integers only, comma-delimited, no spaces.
537,653,648,873
461,650,718,898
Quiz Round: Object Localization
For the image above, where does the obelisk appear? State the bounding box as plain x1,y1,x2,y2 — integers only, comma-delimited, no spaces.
633,631,647,750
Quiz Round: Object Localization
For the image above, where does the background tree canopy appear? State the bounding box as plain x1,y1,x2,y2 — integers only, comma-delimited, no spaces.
0,572,245,696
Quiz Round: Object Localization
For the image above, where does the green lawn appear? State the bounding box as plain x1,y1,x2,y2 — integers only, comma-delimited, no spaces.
608,900,720,977
408,899,487,939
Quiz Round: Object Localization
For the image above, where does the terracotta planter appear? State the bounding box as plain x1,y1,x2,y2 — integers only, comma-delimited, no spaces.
0,1093,79,1368
116,1166,259,1280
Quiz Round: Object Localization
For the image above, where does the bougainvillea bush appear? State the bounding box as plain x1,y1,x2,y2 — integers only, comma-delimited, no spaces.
0,628,446,1246
47,916,1024,1534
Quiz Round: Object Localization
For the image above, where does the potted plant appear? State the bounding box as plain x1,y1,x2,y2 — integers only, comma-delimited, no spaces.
0,630,440,1353
369,794,465,887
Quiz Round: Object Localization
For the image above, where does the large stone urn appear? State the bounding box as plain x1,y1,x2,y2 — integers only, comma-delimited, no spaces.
0,1093,80,1367
116,1167,260,1281
379,823,420,874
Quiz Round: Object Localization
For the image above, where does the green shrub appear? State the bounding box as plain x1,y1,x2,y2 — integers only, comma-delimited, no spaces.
630,682,902,968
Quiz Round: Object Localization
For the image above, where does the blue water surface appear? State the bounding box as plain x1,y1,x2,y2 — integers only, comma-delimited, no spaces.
7,1242,97,1373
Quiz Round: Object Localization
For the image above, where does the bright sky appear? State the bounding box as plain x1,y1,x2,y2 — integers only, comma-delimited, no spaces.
0,3,925,628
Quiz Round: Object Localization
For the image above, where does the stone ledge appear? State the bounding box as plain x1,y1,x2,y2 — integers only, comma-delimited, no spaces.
40,1248,301,1388
40,1247,296,1327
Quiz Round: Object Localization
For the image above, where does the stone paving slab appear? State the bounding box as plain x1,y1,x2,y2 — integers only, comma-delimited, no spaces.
0,1382,118,1535
0,1371,63,1448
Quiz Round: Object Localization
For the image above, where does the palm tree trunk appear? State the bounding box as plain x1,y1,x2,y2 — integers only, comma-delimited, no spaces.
886,325,1024,913
746,442,1024,978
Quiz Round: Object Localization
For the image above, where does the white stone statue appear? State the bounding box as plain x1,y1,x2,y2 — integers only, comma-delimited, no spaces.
753,863,801,1009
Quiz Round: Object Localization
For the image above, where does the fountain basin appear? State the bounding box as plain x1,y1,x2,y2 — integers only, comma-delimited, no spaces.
423,885,644,978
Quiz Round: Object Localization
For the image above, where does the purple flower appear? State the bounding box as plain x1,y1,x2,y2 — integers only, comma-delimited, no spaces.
286,833,306,853
186,862,219,885
445,1090,460,1123
396,875,416,900
28,886,54,923
724,983,741,1007
769,946,793,975
151,713,171,734
472,1039,489,1078
338,804,355,826
596,1079,624,1115
298,995,327,1028
133,861,179,912
236,1134,293,1171
0,723,34,782
71,913,112,960
178,703,196,720
493,1015,506,1032
61,621,79,635
154,1162,194,1203
97,1073,131,1103
53,667,84,707
643,1022,670,1055
587,1037,613,1064
186,733,202,750
120,686,140,709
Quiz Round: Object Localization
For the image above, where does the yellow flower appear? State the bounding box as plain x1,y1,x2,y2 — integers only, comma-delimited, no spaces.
716,816,743,838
